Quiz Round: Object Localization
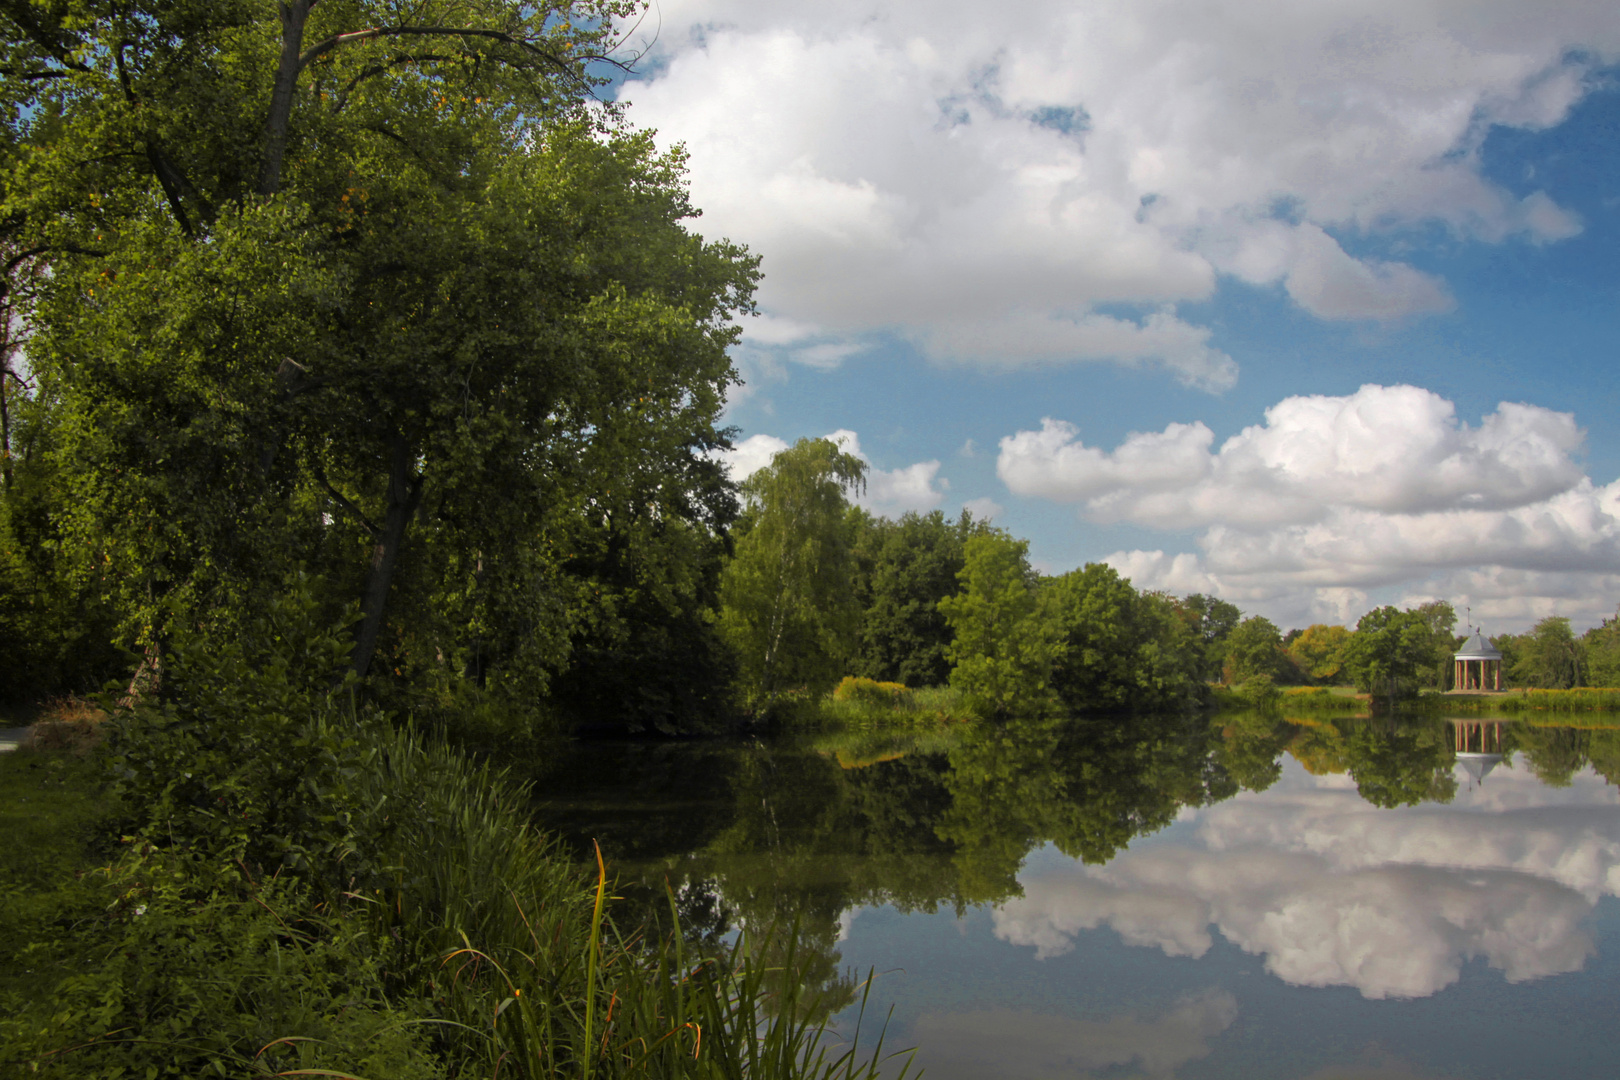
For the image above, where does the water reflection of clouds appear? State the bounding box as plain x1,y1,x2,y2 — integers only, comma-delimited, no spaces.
993,759,1619,999
909,989,1237,1080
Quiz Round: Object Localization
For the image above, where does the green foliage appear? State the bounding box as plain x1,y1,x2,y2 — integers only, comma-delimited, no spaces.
1286,624,1351,684
1341,605,1435,700
2,863,444,1080
834,676,914,708
1278,686,1367,713
849,509,992,687
1342,717,1457,807
1511,616,1583,689
720,438,867,706
1176,593,1242,681
3,1,756,714
1409,601,1458,690
1047,564,1203,712
104,583,379,889
1582,609,1620,688
5,583,918,1079
938,533,1059,716
1441,687,1620,712
1221,615,1290,685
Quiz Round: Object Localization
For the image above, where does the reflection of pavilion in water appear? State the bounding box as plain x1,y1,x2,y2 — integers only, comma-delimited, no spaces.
1451,719,1506,787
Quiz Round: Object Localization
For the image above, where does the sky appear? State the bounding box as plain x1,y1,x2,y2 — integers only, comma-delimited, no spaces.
608,0,1620,633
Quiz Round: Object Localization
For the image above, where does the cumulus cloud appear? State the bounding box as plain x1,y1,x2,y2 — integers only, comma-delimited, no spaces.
715,429,947,516
620,1,1611,382
993,760,1620,999
714,433,789,482
910,990,1237,1080
994,384,1620,629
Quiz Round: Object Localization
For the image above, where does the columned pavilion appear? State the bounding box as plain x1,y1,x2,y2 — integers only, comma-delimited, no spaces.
1453,630,1503,691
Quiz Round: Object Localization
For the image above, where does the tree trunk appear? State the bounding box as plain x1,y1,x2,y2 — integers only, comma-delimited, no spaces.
259,1,313,197
351,433,422,679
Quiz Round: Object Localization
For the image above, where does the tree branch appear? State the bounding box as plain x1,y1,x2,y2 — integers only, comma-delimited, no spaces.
312,462,381,537
297,25,583,78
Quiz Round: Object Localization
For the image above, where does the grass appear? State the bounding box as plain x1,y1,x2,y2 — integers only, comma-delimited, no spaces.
816,681,974,727
1,716,915,1079
0,748,116,1010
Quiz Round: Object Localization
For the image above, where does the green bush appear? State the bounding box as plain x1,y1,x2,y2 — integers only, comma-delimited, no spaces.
5,579,914,1079
0,862,442,1080
833,676,913,708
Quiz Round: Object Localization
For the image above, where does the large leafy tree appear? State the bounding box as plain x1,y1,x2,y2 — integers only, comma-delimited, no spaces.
937,531,1058,716
848,508,991,687
1047,563,1202,712
1511,616,1583,689
1221,614,1289,685
718,437,866,704
1583,609,1620,688
1340,606,1434,700
1286,623,1351,684
2,1,758,696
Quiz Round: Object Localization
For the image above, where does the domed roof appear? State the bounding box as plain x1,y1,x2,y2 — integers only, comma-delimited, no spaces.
1454,631,1502,660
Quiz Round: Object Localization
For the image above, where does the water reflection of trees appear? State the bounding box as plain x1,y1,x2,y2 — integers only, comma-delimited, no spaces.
528,713,1620,1018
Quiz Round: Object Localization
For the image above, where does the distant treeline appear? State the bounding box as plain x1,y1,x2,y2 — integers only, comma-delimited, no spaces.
7,422,1618,729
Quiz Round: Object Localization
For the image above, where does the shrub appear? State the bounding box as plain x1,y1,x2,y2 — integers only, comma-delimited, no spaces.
833,676,913,708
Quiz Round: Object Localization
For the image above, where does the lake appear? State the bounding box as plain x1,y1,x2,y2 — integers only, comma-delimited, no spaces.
527,713,1620,1080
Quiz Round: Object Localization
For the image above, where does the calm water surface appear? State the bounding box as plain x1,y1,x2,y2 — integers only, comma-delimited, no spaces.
527,714,1620,1080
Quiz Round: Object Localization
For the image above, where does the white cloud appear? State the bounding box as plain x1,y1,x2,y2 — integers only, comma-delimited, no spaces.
962,496,1004,522
996,384,1619,629
993,759,1620,1000
620,2,1612,383
714,433,790,482
718,429,947,515
828,429,949,515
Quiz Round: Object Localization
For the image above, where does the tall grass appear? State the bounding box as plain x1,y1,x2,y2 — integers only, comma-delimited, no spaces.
817,680,972,727
351,726,914,1079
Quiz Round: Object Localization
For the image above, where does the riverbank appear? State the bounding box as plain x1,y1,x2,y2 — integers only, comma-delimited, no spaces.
0,617,913,1080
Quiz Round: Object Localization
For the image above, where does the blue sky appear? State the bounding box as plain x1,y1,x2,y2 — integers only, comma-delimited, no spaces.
612,1,1620,632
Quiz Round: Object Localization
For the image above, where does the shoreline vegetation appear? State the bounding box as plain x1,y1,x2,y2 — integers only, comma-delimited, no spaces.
2,6,1618,1076
0,611,916,1080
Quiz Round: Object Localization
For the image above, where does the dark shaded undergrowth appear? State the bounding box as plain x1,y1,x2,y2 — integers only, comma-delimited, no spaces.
0,587,913,1080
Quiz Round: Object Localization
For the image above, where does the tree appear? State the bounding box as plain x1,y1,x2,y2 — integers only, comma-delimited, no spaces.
938,532,1058,716
1177,593,1241,681
1410,600,1458,690
1286,623,1351,684
1512,616,1583,689
849,509,991,687
1222,615,1288,685
718,438,866,704
1583,609,1620,688
1047,564,1202,712
3,1,758,703
1340,606,1434,701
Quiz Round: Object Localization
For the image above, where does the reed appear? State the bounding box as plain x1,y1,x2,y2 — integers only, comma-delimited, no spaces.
350,726,913,1079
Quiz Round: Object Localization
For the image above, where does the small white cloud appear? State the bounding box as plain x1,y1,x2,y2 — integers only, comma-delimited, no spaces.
714,433,789,481
962,496,1004,522
1283,225,1454,321
725,429,947,515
